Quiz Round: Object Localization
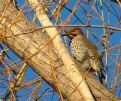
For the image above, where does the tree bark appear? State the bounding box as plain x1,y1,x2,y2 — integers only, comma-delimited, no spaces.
0,0,120,101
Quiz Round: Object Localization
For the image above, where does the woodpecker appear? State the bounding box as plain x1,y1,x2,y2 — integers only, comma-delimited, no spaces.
64,27,105,84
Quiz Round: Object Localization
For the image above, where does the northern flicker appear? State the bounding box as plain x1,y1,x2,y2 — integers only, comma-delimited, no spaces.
63,27,105,84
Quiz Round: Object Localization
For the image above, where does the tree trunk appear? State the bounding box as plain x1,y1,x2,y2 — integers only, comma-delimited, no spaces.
0,0,120,101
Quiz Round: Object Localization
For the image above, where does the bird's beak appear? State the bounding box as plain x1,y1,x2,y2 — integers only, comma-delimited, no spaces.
61,30,73,36
61,33,72,36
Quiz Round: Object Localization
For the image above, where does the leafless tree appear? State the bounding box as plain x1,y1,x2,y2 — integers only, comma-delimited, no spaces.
0,0,121,101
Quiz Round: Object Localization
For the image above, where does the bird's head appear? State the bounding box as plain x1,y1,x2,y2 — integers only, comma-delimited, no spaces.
68,27,83,35
62,27,83,39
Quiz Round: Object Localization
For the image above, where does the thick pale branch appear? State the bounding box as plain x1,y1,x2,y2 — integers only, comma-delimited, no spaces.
28,0,94,101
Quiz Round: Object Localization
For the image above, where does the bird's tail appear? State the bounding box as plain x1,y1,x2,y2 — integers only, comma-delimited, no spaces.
98,71,105,84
